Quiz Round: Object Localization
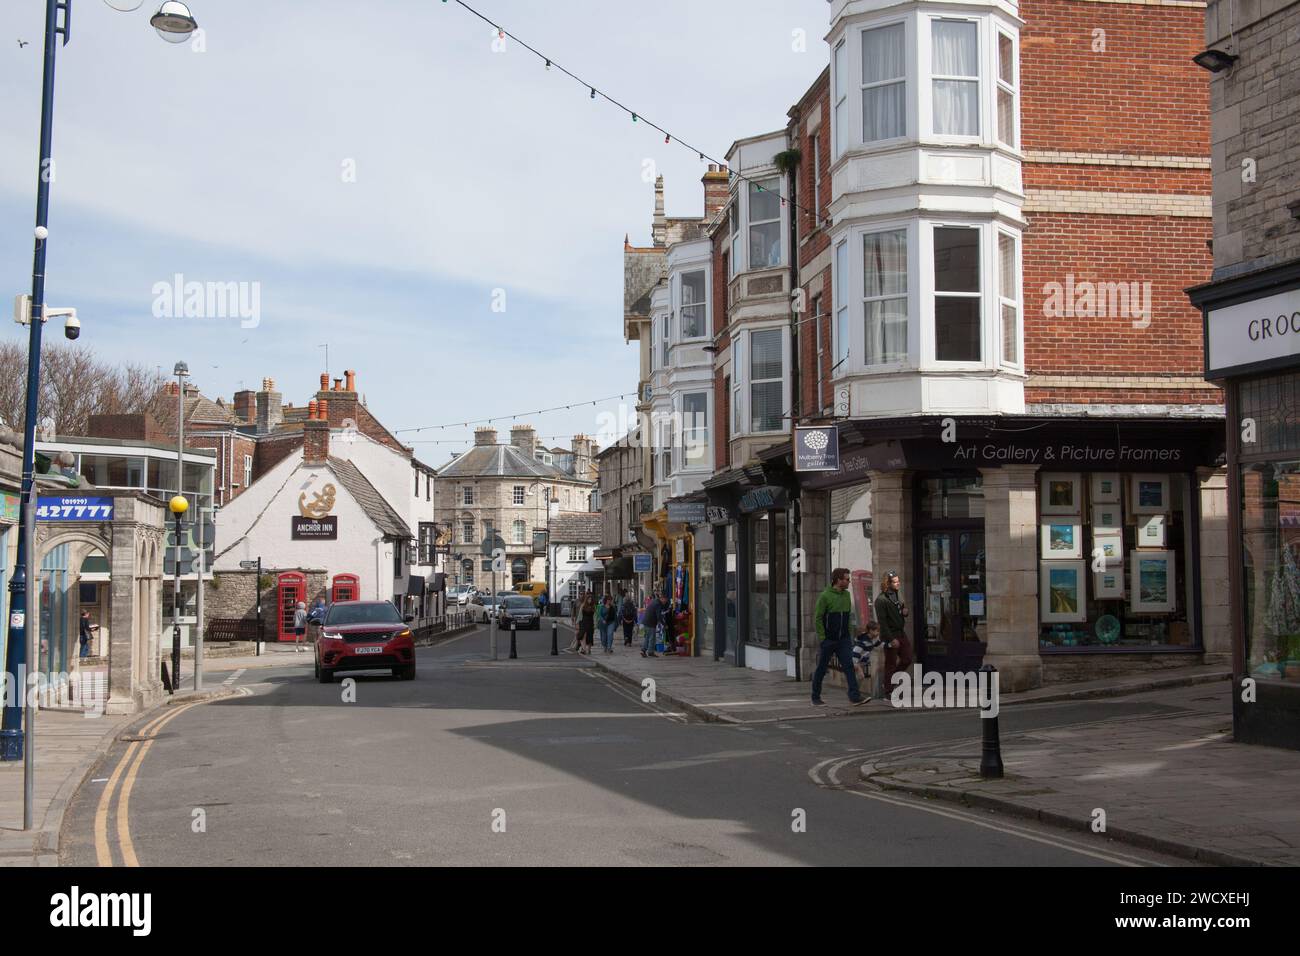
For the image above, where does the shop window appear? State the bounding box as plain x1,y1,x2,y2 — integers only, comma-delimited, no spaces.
919,475,984,519
829,482,876,623
748,510,790,649
1037,472,1195,650
1241,459,1300,682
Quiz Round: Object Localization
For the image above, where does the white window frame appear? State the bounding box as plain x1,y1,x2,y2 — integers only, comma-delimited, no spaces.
928,221,984,368
748,326,788,435
927,17,982,140
513,485,525,506
242,454,252,489
833,38,848,158
661,313,670,368
834,240,850,373
461,519,474,544
860,21,908,144
678,269,708,340
728,202,740,278
568,545,586,563
462,485,474,506
747,176,783,271
512,519,526,545
862,227,910,367
810,131,821,222
731,339,743,437
997,228,1022,368
995,29,1018,149
680,391,710,470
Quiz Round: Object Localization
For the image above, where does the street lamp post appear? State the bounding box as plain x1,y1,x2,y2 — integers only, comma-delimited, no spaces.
168,494,188,693
0,0,201,811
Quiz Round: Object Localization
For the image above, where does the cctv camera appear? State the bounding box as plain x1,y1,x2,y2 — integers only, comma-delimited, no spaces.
64,314,80,340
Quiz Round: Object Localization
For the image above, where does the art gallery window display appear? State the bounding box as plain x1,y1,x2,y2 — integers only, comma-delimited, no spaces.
1238,372,1300,684
1037,471,1196,649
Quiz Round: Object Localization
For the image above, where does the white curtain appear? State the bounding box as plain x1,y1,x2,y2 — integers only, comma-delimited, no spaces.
933,21,978,135
862,24,906,141
864,230,908,365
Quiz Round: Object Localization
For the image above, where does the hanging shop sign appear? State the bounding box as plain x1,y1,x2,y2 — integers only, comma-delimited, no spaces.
738,485,789,514
298,483,337,518
36,496,114,521
291,515,338,540
666,501,707,525
705,506,732,525
1205,286,1300,378
794,425,840,472
633,552,653,573
2,493,19,523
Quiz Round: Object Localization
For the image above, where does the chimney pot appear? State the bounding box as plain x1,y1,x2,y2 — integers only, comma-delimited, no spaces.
333,378,342,391
318,398,329,420
345,369,356,392
319,373,328,391
308,400,318,419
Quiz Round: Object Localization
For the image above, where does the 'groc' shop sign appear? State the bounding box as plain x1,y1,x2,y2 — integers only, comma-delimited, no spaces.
1206,287,1300,378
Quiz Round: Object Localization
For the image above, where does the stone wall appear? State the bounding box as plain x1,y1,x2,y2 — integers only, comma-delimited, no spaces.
205,567,329,632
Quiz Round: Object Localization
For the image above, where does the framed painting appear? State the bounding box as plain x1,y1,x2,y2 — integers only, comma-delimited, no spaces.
1040,473,1082,515
1095,567,1124,599
1041,520,1083,559
1131,474,1170,515
1093,530,1123,567
1131,550,1175,613
1090,473,1121,504
1092,504,1122,533
1136,513,1166,548
1040,560,1087,623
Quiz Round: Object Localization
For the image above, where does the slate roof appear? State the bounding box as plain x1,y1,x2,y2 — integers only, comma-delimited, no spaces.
550,511,603,544
327,456,411,540
436,444,589,482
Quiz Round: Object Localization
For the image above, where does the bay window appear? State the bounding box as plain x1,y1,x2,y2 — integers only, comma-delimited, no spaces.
682,392,709,467
932,19,979,136
933,227,981,362
996,31,1017,147
732,338,743,435
863,229,908,365
998,231,1020,365
862,23,906,142
680,270,706,339
748,178,782,269
661,313,670,367
750,329,784,432
729,203,740,278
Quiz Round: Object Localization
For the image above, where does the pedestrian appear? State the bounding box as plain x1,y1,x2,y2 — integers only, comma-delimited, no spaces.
308,597,326,625
293,601,308,653
640,589,662,658
537,589,548,618
852,621,884,700
78,610,94,659
620,589,636,646
578,594,596,654
810,567,868,707
603,594,621,652
874,570,913,694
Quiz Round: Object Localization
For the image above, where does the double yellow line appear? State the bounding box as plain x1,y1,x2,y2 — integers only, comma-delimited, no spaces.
93,700,203,867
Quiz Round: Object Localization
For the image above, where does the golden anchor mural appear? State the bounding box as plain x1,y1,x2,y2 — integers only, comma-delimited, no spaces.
298,483,337,519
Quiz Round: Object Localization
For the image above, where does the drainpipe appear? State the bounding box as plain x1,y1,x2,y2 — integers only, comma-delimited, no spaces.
785,133,803,681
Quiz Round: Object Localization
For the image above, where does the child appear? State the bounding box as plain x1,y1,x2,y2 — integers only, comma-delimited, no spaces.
852,622,885,698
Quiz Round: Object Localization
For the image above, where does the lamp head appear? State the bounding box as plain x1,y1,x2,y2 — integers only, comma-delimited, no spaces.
174,361,189,377
169,495,189,515
151,2,198,37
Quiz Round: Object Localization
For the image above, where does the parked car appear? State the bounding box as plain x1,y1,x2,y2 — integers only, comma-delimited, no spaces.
315,600,416,682
499,595,540,630
471,593,505,623
449,585,476,607
512,581,548,603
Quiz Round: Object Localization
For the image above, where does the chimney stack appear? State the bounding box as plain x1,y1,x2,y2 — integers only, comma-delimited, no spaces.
510,424,537,455
474,427,498,446
233,389,256,424
652,175,666,247
702,163,730,221
256,378,283,436
303,414,330,464
571,434,593,478
316,369,357,430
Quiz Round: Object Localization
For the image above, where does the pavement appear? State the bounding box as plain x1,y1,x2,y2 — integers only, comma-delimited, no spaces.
553,619,1230,723
0,683,238,867
860,685,1300,867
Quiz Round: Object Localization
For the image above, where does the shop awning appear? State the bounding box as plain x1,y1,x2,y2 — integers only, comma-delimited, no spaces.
604,556,634,579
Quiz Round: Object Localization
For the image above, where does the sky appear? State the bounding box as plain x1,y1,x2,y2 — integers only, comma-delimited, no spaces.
0,0,829,466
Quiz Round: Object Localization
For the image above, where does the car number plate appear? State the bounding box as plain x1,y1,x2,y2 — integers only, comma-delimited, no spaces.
356,645,384,655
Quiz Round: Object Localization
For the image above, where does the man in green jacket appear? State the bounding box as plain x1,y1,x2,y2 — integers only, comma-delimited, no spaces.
810,568,868,706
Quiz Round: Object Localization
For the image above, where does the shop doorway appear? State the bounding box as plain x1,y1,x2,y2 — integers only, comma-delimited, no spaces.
915,475,986,673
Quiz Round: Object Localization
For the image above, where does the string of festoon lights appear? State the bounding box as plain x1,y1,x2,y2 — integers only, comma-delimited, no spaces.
442,0,832,230
395,392,636,435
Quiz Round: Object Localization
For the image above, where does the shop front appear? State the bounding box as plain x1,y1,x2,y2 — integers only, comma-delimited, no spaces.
1192,262,1300,750
642,501,701,656
786,416,1226,691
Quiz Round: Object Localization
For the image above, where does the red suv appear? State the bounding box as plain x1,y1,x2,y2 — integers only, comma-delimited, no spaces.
315,600,416,682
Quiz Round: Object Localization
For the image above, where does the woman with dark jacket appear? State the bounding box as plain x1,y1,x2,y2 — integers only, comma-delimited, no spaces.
578,594,596,655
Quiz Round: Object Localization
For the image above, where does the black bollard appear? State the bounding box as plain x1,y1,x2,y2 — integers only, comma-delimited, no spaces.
509,622,518,660
979,663,1003,779
551,621,558,656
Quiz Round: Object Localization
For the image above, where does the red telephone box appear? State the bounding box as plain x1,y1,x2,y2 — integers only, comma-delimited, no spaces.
277,572,306,642
331,573,359,603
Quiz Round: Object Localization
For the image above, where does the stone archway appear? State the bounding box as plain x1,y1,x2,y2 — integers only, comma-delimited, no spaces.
34,527,111,709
